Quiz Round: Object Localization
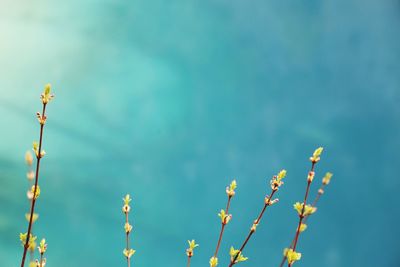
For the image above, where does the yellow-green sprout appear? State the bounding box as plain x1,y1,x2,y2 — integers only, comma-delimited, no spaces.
186,239,199,257
229,246,248,264
278,169,287,180
36,111,47,125
35,258,46,267
209,256,218,267
124,222,133,234
38,238,47,254
30,185,40,200
32,141,46,158
307,171,315,182
226,180,237,197
250,219,259,232
286,249,301,264
41,84,54,104
218,209,232,225
122,194,132,213
25,213,39,223
19,233,37,248
123,248,136,258
27,238,36,252
298,223,307,233
270,169,287,190
322,172,333,185
294,202,316,217
310,147,323,163
32,142,39,158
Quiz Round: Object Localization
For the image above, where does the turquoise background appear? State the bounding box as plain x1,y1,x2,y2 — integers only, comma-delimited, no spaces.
0,0,399,266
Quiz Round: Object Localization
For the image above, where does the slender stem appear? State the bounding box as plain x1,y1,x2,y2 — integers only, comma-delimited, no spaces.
309,184,326,208
186,256,191,267
213,196,232,257
29,224,34,264
28,166,35,265
20,103,47,267
278,182,326,267
126,212,131,267
39,253,43,266
228,189,277,267
287,163,315,267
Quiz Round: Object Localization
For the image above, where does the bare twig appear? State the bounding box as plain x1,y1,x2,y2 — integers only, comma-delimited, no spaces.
228,170,286,267
20,85,53,267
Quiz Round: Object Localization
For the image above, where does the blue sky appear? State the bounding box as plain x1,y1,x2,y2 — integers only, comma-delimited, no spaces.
0,1,399,266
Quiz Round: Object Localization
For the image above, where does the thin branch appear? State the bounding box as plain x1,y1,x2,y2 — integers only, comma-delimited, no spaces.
28,224,35,265
126,212,131,267
186,240,198,267
213,196,232,257
123,195,135,267
228,185,279,267
278,182,327,267
287,163,315,267
20,103,47,267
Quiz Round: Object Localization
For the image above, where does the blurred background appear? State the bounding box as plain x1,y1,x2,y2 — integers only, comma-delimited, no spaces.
0,0,399,266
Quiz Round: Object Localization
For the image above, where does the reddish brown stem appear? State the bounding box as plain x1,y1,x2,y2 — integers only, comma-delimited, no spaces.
39,253,43,266
310,184,326,208
287,163,315,267
213,196,232,257
28,224,34,264
28,168,35,265
126,212,131,267
278,183,326,267
20,103,47,267
228,189,277,267
186,256,191,267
